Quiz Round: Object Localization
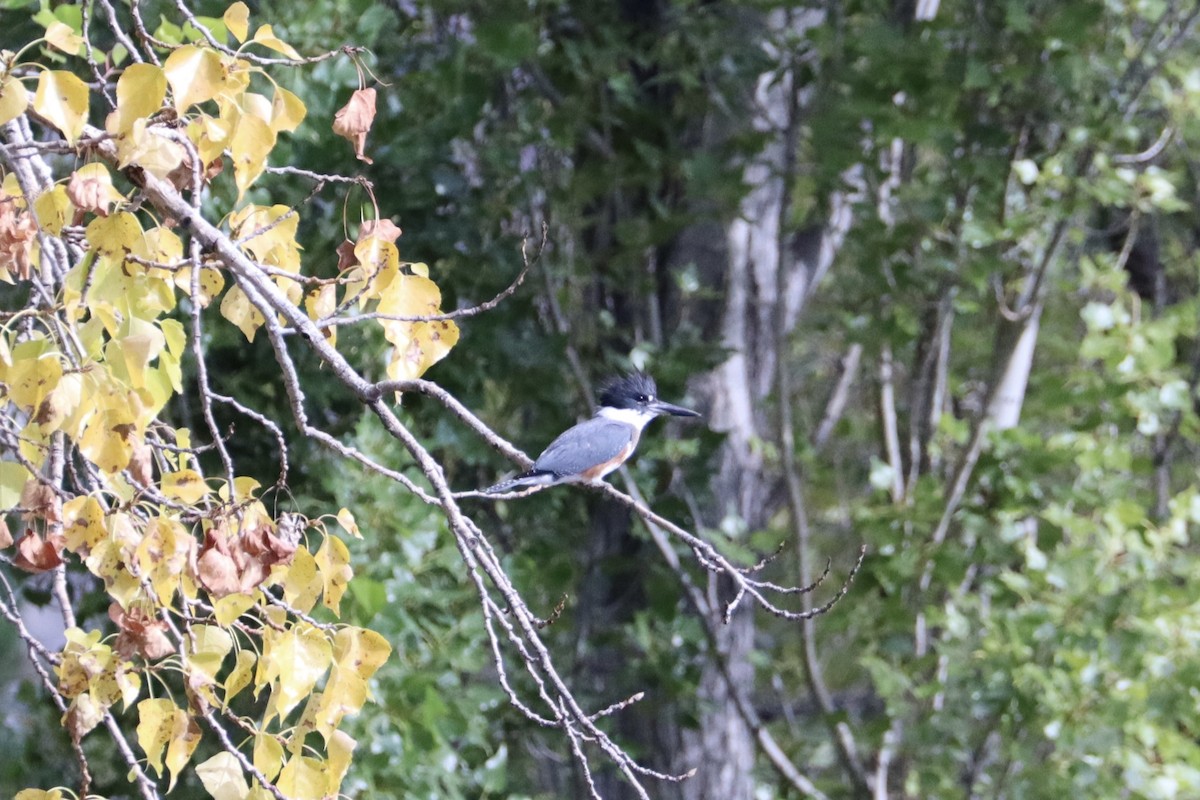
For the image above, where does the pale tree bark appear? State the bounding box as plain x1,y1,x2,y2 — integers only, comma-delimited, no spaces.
673,8,855,799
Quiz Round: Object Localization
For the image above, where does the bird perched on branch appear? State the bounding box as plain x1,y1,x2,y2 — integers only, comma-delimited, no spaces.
483,372,701,494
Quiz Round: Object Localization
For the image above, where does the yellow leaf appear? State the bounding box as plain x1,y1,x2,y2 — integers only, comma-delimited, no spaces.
353,236,399,289
116,317,166,390
86,211,143,255
136,698,175,778
314,534,352,615
56,628,104,697
65,692,105,736
116,665,141,709
0,461,33,509
250,24,301,59
0,75,30,127
218,475,262,503
305,284,337,346
37,370,83,434
213,591,256,626
31,186,71,236
335,507,361,538
33,70,88,144
253,733,284,781
15,790,64,800
219,284,265,341
230,204,300,269
161,468,211,504
85,539,141,607
333,626,391,679
188,113,233,166
241,91,274,125
282,546,321,614
277,756,326,800
230,113,275,198
186,624,233,681
195,751,249,800
326,730,356,794
80,405,139,474
105,63,166,135
268,623,331,719
317,629,391,737
164,713,202,790
161,318,187,358
223,2,250,42
314,669,365,740
377,274,460,381
174,264,225,307
116,118,186,180
305,284,335,321
163,45,225,112
45,21,84,55
224,648,257,704
62,495,105,552
7,345,62,411
136,516,190,605
270,85,306,133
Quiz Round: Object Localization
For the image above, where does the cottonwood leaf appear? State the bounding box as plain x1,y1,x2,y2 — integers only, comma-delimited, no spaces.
44,21,83,55
326,730,356,795
33,70,88,144
185,624,234,682
0,461,31,509
277,756,326,800
195,751,249,800
253,733,284,781
223,2,250,42
314,534,351,615
335,507,361,538
67,163,123,216
135,698,177,778
105,63,167,135
267,624,331,720
0,75,29,127
230,113,275,199
32,185,71,235
13,528,65,573
378,275,460,381
270,85,306,133
250,24,300,59
163,45,224,112
332,87,376,164
282,545,321,614
223,649,257,704
161,468,211,504
86,211,143,255
219,284,265,341
62,495,105,552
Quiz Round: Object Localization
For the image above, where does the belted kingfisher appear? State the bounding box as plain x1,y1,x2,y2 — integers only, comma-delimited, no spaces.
483,372,700,494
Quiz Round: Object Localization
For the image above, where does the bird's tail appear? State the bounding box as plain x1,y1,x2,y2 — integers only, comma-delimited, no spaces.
482,471,557,495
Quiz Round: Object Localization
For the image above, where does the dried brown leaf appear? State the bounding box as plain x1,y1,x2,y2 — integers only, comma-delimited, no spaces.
332,87,377,164
13,529,65,572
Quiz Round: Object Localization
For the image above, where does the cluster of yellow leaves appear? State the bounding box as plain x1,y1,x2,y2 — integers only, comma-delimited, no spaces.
334,221,461,381
0,6,452,798
22,470,388,797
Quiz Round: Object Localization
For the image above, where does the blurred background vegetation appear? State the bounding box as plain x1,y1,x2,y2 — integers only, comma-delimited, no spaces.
6,0,1200,798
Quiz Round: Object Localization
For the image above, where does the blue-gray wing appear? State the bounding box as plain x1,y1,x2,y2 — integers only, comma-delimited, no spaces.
533,418,635,477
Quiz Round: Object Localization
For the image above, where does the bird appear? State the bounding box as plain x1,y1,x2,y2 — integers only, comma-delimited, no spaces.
483,372,701,494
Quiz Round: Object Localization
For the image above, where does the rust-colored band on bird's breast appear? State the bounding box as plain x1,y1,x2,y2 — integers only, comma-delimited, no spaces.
579,441,635,481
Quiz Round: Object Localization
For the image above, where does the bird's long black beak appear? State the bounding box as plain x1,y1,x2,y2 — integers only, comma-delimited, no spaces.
650,400,701,418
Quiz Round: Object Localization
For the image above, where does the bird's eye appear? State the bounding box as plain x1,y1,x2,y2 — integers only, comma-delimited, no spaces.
637,394,649,402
